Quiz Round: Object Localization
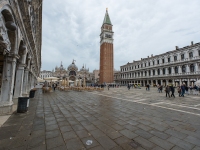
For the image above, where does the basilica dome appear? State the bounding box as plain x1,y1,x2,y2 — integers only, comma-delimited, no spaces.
68,60,78,71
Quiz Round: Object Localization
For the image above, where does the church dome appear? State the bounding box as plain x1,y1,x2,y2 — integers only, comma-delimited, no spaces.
68,60,78,71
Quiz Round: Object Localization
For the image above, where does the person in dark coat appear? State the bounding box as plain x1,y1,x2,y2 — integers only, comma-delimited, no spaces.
165,85,170,97
170,85,175,98
180,84,185,97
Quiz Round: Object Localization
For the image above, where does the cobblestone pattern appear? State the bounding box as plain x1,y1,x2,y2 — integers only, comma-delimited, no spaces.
0,88,199,150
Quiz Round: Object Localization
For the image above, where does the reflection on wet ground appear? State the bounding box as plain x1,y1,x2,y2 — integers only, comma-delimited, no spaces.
0,87,200,150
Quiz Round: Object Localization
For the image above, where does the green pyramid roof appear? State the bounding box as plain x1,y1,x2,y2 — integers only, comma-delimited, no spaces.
103,10,112,25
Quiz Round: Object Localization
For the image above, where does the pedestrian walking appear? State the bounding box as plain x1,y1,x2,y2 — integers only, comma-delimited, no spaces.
53,83,56,91
127,84,130,90
160,85,163,93
180,84,185,97
165,85,170,98
177,86,181,97
185,85,189,95
108,85,110,90
170,85,175,98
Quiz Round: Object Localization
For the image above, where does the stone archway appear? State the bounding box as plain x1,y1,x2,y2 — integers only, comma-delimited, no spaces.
0,4,18,114
69,76,76,81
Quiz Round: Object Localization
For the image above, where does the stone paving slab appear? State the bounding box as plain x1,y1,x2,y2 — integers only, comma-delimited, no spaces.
0,88,200,150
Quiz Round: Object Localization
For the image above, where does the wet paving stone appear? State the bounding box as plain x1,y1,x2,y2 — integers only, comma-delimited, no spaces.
0,88,200,149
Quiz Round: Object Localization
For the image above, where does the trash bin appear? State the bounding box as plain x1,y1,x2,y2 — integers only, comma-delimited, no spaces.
17,97,29,113
29,90,36,98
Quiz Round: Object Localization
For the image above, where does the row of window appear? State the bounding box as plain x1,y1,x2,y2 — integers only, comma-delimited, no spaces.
121,50,200,72
121,64,196,78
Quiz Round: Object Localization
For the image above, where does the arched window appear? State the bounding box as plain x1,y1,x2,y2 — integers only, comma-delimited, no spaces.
189,52,193,58
157,69,160,75
153,70,155,75
149,62,150,66
157,60,159,64
199,50,200,56
153,61,155,65
168,67,171,74
174,56,177,61
168,57,170,62
190,64,195,72
149,70,151,76
181,54,184,60
182,65,186,73
141,72,143,76
145,71,147,76
163,68,165,75
175,66,178,74
138,72,140,77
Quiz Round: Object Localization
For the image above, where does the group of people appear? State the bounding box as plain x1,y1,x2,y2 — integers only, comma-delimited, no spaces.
164,84,199,98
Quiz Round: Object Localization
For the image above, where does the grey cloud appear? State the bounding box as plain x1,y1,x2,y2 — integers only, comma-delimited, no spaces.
41,0,200,71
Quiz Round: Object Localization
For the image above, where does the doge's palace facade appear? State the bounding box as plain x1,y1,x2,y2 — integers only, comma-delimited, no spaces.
120,42,200,86
0,0,42,114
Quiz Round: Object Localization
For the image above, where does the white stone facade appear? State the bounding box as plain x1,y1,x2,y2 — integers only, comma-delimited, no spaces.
120,42,200,86
0,0,42,114
40,70,53,79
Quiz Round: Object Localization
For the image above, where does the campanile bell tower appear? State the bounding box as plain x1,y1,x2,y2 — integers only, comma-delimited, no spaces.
99,8,114,84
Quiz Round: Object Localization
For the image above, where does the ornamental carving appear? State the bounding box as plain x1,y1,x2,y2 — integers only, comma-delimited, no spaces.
0,14,11,52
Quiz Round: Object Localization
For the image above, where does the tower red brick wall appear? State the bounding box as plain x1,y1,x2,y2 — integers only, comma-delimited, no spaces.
99,43,114,84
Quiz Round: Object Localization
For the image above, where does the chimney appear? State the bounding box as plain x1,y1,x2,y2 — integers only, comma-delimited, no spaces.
191,41,193,45
176,46,179,50
151,54,153,57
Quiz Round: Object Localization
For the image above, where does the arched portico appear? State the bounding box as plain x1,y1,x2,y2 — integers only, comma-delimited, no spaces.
0,3,18,113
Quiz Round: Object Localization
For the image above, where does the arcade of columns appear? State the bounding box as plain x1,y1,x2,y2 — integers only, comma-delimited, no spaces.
120,42,200,86
0,0,42,114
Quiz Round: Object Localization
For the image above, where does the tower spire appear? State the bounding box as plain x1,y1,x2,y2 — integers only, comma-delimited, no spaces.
103,8,112,25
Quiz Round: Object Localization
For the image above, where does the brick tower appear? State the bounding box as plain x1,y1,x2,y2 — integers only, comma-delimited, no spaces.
99,8,114,84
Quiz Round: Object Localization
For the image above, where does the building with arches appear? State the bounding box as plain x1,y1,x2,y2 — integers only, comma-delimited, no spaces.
120,42,200,86
52,60,95,85
0,0,42,114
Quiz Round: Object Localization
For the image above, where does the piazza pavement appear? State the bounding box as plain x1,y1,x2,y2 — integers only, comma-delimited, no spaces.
0,87,200,150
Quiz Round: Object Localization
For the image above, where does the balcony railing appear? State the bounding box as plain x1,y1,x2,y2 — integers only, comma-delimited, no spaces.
121,71,200,79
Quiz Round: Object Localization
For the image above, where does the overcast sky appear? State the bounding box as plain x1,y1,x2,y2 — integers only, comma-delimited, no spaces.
41,0,200,72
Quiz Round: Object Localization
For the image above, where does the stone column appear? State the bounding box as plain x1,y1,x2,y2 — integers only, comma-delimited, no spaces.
166,80,169,85
186,65,189,73
13,64,26,98
179,66,182,74
156,80,158,85
22,69,29,96
187,79,190,86
172,79,175,86
195,63,199,72
166,68,168,75
172,67,175,74
161,79,163,85
0,55,18,111
151,80,153,86
28,73,32,90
